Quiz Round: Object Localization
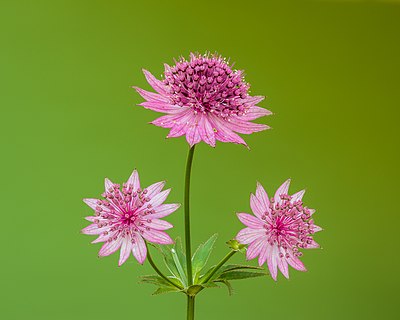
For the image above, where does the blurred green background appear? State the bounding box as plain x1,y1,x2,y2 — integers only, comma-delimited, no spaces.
1,0,399,319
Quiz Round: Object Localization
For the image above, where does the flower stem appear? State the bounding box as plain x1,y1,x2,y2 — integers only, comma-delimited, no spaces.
184,145,196,286
145,242,182,290
187,296,195,320
200,250,237,284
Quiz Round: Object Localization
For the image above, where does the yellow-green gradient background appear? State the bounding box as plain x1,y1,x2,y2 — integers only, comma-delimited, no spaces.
1,0,399,319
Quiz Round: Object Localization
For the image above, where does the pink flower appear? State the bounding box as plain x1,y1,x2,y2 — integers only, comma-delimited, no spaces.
133,53,271,147
236,180,322,281
81,169,179,266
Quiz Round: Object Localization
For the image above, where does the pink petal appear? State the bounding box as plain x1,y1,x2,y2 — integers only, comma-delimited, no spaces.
147,203,180,219
147,189,171,207
267,245,278,281
140,101,182,114
274,179,291,203
312,225,323,233
198,115,216,147
142,229,174,245
277,255,289,279
239,106,272,121
142,69,167,94
98,237,122,257
286,251,307,272
250,194,265,219
306,240,320,249
145,181,166,198
165,110,193,138
83,198,100,211
223,118,269,135
237,213,264,228
309,209,316,216
242,95,265,105
291,189,305,203
91,233,110,244
209,115,247,145
104,178,114,192
258,243,269,266
152,111,188,129
132,235,147,264
247,237,267,260
81,224,107,235
127,169,140,191
119,237,133,266
133,86,169,103
144,219,173,230
236,228,265,244
186,118,202,147
255,182,270,212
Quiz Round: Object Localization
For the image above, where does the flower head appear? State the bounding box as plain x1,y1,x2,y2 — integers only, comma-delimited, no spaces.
134,53,271,147
236,180,322,280
82,169,179,266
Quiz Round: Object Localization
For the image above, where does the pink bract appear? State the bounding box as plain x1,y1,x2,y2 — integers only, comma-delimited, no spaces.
81,169,179,266
133,53,271,147
236,180,322,281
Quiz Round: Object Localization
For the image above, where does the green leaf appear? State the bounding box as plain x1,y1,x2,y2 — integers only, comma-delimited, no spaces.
191,234,218,281
157,244,180,279
171,247,187,287
139,275,178,287
218,270,268,281
201,281,219,288
174,238,187,273
214,280,234,295
152,286,181,295
200,264,264,283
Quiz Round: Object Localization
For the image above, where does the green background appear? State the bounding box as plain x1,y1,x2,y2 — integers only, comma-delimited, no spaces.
1,0,399,319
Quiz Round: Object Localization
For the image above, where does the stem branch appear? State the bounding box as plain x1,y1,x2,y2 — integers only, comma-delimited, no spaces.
146,242,182,290
184,146,196,286
200,250,237,284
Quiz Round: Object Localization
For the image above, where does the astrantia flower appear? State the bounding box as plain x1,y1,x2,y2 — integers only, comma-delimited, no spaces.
134,53,272,147
236,180,322,280
81,170,179,266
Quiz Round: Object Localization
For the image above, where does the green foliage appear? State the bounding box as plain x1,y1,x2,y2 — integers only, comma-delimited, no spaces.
191,234,218,283
218,270,268,281
142,239,267,297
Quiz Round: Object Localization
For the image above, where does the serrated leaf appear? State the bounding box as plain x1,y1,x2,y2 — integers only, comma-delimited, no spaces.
171,247,187,287
201,281,219,288
139,275,176,287
157,244,180,279
174,238,187,273
139,275,182,290
200,264,264,283
219,264,264,274
214,280,234,295
218,270,268,281
191,234,218,281
152,286,181,295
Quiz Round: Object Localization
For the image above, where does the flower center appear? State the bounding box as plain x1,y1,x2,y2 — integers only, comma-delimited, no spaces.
163,53,250,118
263,194,316,255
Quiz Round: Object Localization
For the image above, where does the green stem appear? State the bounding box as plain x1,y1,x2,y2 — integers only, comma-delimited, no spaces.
145,242,182,290
200,250,237,284
187,296,195,320
184,145,196,286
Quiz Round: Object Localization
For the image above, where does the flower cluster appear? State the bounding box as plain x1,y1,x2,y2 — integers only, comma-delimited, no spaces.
134,53,271,147
82,170,179,266
236,180,322,280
